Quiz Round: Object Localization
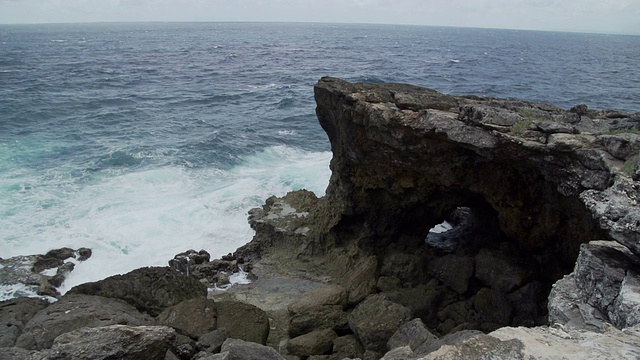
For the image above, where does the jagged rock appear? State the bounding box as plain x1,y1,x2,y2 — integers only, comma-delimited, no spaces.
332,334,364,359
548,273,610,332
197,328,230,353
156,298,217,337
381,345,415,360
47,325,176,360
0,297,49,348
287,329,337,357
348,294,413,353
216,301,269,345
220,338,285,360
68,266,207,316
612,269,640,328
169,249,212,276
387,318,437,352
15,294,153,350
76,248,92,261
426,254,474,294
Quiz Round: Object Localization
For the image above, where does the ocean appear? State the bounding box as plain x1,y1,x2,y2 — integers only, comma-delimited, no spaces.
1,22,639,300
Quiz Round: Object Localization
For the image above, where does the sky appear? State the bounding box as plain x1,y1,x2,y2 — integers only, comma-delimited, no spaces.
0,0,639,35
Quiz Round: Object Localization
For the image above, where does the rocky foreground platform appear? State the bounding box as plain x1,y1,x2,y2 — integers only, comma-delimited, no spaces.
2,77,640,359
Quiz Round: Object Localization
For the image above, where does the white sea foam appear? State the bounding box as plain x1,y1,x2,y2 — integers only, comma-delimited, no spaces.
2,146,332,296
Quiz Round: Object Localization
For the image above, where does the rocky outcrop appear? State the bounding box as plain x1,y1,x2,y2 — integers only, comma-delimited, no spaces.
68,266,207,316
221,77,640,358
0,247,92,298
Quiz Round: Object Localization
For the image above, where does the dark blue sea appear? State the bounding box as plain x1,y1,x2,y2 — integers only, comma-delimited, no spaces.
1,22,639,299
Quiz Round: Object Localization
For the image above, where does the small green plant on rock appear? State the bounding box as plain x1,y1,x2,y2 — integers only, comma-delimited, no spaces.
512,108,544,135
622,154,640,177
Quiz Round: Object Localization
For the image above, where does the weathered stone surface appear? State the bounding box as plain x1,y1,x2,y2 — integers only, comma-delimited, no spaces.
381,345,414,360
0,347,48,360
15,294,153,350
197,328,230,354
68,267,207,316
288,305,348,338
287,285,347,314
344,256,378,305
427,255,474,294
597,133,640,160
216,301,269,345
0,297,49,348
332,334,364,359
220,338,285,360
156,298,217,337
287,329,337,357
507,281,548,327
348,294,413,353
611,269,640,328
387,318,437,352
48,325,176,360
382,282,445,324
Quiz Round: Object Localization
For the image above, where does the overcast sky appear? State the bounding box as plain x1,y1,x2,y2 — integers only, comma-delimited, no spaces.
1,0,638,35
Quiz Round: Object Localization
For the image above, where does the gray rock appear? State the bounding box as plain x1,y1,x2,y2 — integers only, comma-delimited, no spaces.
376,276,402,292
573,241,636,316
287,329,337,357
381,282,443,323
220,338,285,360
0,347,48,360
288,305,348,338
48,325,176,360
197,328,230,353
0,297,50,347
15,294,153,350
216,301,269,345
344,256,378,305
287,285,347,314
548,273,611,332
348,294,413,353
156,298,217,337
387,318,437,352
427,255,474,294
68,266,207,316
381,345,415,360
332,334,364,359
611,269,640,328
597,133,640,160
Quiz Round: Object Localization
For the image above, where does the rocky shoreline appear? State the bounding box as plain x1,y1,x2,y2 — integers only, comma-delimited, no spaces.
2,77,640,359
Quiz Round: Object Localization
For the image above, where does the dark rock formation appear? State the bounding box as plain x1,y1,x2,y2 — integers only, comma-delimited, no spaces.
219,338,284,360
0,298,49,348
156,298,218,338
215,301,270,345
15,294,153,350
0,247,92,298
47,325,177,360
68,266,207,316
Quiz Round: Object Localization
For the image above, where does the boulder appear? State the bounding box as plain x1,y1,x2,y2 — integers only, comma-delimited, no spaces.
426,254,474,294
0,347,48,360
380,345,414,360
332,334,364,359
386,318,437,352
348,294,413,353
68,267,207,316
0,297,50,348
287,285,347,314
15,294,153,350
197,328,230,353
47,325,176,360
215,301,269,345
220,338,285,360
288,305,348,338
287,329,337,357
156,298,217,337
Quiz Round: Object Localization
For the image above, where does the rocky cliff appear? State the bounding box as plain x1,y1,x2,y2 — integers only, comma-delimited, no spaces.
2,77,640,359
235,77,640,358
